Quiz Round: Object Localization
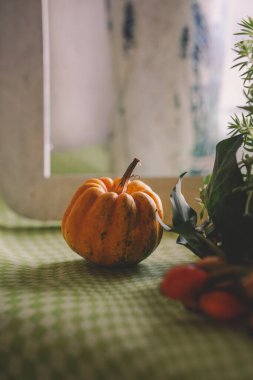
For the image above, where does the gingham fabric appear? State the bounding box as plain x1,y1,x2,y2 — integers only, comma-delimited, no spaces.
1,198,253,380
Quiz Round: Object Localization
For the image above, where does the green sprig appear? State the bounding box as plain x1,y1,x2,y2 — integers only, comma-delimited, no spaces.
160,18,253,265
227,17,253,189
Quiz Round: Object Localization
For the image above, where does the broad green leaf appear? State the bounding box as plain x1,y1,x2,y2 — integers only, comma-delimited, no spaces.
215,191,253,264
204,135,244,219
173,221,225,258
170,173,197,227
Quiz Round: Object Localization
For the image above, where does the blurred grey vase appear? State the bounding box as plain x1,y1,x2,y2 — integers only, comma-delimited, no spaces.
107,0,225,176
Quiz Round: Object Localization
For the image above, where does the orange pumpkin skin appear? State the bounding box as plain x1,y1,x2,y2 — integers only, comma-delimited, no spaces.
62,175,163,267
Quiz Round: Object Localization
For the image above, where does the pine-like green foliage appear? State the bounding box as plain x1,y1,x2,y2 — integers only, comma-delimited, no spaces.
228,18,253,165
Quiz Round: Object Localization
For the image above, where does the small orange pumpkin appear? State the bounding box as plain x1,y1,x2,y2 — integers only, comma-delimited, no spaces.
62,158,163,267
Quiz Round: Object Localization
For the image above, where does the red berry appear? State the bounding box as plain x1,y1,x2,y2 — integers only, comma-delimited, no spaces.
199,290,248,322
160,264,208,301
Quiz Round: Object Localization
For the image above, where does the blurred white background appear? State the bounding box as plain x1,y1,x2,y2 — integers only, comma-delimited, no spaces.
45,0,253,175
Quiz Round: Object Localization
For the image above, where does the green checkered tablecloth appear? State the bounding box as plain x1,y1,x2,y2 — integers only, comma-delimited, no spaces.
1,197,253,380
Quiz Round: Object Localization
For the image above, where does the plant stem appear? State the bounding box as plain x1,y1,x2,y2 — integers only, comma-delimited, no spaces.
116,158,140,193
245,190,253,216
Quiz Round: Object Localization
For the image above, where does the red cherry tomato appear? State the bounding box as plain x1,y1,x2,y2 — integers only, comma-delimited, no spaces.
160,264,208,301
199,290,248,322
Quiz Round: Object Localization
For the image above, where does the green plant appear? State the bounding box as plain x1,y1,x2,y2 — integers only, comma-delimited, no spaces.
159,17,253,266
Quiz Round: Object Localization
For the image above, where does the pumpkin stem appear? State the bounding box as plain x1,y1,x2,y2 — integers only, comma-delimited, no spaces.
117,158,140,193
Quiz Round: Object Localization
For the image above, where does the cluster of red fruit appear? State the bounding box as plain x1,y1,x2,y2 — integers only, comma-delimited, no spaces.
160,256,253,326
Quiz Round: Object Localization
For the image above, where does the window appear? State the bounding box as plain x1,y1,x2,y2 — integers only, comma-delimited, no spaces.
0,0,252,221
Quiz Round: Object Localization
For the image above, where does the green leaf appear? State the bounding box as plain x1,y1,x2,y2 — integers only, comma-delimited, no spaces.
174,221,225,259
204,135,244,220
170,172,197,227
215,191,253,264
168,175,224,259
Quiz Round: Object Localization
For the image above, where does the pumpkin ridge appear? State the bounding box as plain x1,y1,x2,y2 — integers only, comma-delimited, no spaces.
104,192,137,265
84,179,108,191
62,187,105,248
142,189,164,248
61,182,93,232
99,177,114,191
126,179,152,194
132,192,163,259
82,192,118,265
62,181,107,233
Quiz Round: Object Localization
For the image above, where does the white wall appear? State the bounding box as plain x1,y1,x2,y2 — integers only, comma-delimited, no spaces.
48,0,253,155
48,0,114,149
